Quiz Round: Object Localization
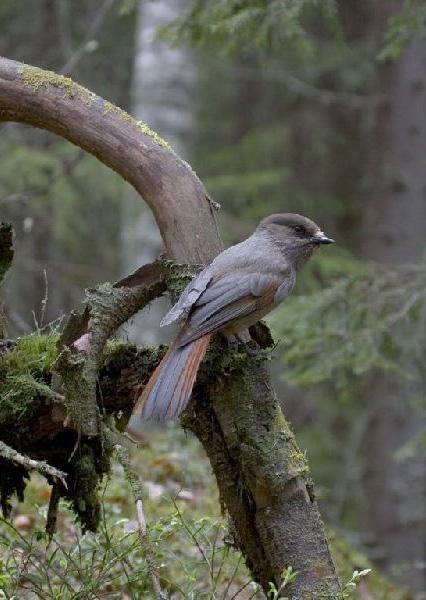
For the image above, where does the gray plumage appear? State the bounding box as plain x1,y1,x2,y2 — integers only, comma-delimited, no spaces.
162,227,292,332
126,213,334,435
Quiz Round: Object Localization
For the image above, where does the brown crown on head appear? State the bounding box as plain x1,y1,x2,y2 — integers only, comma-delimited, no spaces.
258,213,320,237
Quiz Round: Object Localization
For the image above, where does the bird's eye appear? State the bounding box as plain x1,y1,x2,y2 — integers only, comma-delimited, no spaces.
294,225,305,234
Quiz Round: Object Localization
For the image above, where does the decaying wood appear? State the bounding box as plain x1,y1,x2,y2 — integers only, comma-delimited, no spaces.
53,261,167,436
0,223,14,338
0,223,13,286
0,57,342,597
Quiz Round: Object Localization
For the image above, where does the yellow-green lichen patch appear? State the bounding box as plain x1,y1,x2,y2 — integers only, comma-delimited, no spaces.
267,408,309,477
288,444,309,478
19,64,96,105
102,100,171,149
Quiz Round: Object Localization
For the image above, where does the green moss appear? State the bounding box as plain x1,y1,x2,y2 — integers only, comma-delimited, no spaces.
0,334,58,426
66,438,114,531
122,344,167,378
163,260,201,303
102,101,171,149
199,347,312,505
102,339,166,366
270,412,310,478
0,332,116,531
1,333,58,373
20,64,96,105
0,334,58,520
103,339,132,357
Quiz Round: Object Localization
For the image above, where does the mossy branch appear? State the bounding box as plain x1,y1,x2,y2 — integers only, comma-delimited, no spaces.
0,260,170,530
0,440,67,489
53,261,167,437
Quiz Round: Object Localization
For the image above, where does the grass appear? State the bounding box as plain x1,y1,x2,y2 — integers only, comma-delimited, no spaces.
0,425,409,599
0,426,259,599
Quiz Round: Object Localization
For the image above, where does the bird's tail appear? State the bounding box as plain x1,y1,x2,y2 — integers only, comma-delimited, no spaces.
126,334,211,439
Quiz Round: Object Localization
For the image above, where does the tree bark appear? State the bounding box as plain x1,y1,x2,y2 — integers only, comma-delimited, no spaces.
0,57,341,597
360,3,426,591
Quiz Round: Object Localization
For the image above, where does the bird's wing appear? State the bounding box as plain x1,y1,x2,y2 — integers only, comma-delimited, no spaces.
176,272,281,346
160,267,214,327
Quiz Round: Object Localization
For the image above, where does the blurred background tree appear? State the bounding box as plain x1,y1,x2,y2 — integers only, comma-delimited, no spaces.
1,0,425,597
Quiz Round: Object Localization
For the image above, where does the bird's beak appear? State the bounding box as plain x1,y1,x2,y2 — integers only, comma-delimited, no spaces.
311,230,335,245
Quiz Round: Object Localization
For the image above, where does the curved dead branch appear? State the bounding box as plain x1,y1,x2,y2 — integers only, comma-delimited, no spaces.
0,57,222,264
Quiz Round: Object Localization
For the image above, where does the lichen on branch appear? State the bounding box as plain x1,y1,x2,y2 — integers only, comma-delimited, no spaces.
19,63,171,149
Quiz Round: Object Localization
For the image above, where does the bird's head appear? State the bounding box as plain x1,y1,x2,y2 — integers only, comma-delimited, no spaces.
257,213,334,268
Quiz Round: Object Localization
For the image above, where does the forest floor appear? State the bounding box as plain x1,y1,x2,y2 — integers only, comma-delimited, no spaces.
0,426,409,599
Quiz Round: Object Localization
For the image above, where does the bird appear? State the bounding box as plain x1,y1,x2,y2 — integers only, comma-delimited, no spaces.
126,213,334,439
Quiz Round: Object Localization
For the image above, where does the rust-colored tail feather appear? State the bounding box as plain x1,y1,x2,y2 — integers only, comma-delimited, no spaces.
126,334,211,439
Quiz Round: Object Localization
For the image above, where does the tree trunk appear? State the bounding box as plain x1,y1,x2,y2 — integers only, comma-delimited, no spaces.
361,3,426,591
0,57,341,597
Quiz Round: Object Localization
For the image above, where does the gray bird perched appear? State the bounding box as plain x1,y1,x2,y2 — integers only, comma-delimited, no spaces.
126,213,334,439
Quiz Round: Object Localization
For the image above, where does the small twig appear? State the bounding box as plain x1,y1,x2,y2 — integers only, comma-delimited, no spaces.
2,306,32,334
220,59,385,110
136,498,147,537
40,269,49,328
229,579,252,599
60,0,117,75
0,440,67,489
386,291,422,325
109,431,166,599
46,484,61,538
171,496,212,573
222,553,242,600
210,522,221,587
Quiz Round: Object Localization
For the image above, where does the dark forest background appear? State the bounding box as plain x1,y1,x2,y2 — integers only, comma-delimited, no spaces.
0,1,425,598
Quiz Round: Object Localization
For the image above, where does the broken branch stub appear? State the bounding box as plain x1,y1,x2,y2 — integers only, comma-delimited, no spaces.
53,262,167,436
